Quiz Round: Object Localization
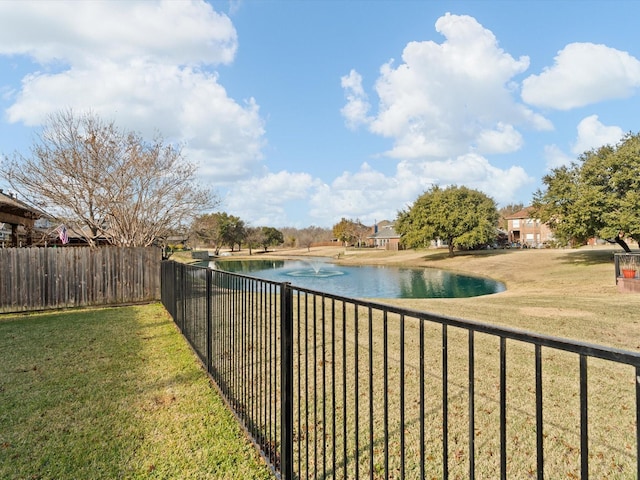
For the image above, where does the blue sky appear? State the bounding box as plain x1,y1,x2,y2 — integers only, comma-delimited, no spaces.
2,1,640,228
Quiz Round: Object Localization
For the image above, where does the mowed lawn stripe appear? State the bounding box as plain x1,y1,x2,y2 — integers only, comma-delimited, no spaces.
0,303,273,480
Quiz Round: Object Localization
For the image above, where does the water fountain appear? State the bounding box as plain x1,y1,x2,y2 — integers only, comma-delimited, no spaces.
285,258,345,278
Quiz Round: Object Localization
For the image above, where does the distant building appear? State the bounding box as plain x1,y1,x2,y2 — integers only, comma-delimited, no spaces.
0,189,42,247
505,206,554,247
368,221,401,250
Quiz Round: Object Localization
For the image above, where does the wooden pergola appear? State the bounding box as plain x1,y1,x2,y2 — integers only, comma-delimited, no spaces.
0,189,41,247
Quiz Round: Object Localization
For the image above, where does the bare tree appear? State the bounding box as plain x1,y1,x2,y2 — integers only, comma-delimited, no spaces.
279,227,299,247
297,225,332,251
190,211,246,253
353,218,371,247
244,226,265,255
2,110,215,247
333,217,369,247
190,212,226,254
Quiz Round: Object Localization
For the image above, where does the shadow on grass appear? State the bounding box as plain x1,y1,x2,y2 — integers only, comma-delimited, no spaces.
420,248,514,262
422,246,625,268
558,248,619,266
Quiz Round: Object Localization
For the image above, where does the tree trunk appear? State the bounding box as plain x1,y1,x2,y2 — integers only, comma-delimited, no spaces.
448,241,455,257
615,235,631,252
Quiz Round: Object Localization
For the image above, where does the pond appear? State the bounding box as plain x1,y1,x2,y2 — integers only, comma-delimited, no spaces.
208,257,505,299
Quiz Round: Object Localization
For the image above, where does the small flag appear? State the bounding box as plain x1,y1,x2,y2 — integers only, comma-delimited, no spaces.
58,225,69,244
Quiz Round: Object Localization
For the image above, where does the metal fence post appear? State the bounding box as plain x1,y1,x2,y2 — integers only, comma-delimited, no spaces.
177,263,184,332
206,268,212,375
280,282,294,480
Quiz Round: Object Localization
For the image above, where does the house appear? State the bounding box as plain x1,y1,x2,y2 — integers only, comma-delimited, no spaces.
35,217,90,246
0,189,42,247
368,221,401,250
505,206,554,247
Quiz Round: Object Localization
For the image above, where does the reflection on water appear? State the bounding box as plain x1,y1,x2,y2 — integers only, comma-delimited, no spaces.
207,258,505,299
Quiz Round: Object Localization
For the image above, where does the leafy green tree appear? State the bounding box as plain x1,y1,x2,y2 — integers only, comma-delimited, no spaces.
260,226,284,252
396,185,498,257
531,164,589,246
190,212,245,254
223,215,246,252
532,132,640,248
333,218,355,246
191,212,224,253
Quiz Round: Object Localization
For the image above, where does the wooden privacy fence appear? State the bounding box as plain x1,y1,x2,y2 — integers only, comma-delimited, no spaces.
0,246,161,313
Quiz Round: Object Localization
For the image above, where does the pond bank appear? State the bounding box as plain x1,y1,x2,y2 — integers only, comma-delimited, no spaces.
207,245,640,350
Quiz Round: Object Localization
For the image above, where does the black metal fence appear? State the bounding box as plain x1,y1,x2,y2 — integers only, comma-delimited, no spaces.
161,260,640,479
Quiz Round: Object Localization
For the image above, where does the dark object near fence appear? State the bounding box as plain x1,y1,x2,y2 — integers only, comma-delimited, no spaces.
162,260,640,480
614,253,640,293
0,246,161,313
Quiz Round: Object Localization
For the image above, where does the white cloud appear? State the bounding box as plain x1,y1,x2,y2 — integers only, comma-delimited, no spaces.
543,144,575,170
475,122,523,154
398,154,533,205
341,69,366,97
571,114,624,154
340,69,371,129
522,43,640,110
0,1,237,66
0,1,265,184
543,115,625,170
306,157,533,226
219,153,533,227
223,171,322,226
344,13,550,161
309,163,411,225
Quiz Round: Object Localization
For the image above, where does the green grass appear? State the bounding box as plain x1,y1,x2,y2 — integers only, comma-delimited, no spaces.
284,298,636,479
266,245,640,351
0,304,273,480
5,247,635,479
222,245,640,478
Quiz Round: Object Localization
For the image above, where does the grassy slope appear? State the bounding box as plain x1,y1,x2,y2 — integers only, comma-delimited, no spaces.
0,304,273,480
6,248,633,478
250,245,640,351
188,245,640,477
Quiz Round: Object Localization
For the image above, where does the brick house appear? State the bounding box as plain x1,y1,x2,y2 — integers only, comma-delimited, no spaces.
368,221,401,250
505,206,554,247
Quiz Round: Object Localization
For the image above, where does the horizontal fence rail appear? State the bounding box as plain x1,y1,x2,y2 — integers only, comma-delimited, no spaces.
161,260,640,480
0,246,161,313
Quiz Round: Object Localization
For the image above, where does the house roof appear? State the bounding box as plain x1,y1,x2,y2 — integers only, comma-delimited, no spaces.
504,206,535,220
368,224,400,239
0,190,41,225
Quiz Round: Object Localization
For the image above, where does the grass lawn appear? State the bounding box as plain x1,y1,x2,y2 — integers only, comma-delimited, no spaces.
243,244,640,351
0,304,273,480
70,247,640,480
181,245,640,478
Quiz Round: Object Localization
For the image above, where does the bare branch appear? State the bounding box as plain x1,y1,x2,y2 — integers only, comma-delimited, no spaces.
1,109,217,246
